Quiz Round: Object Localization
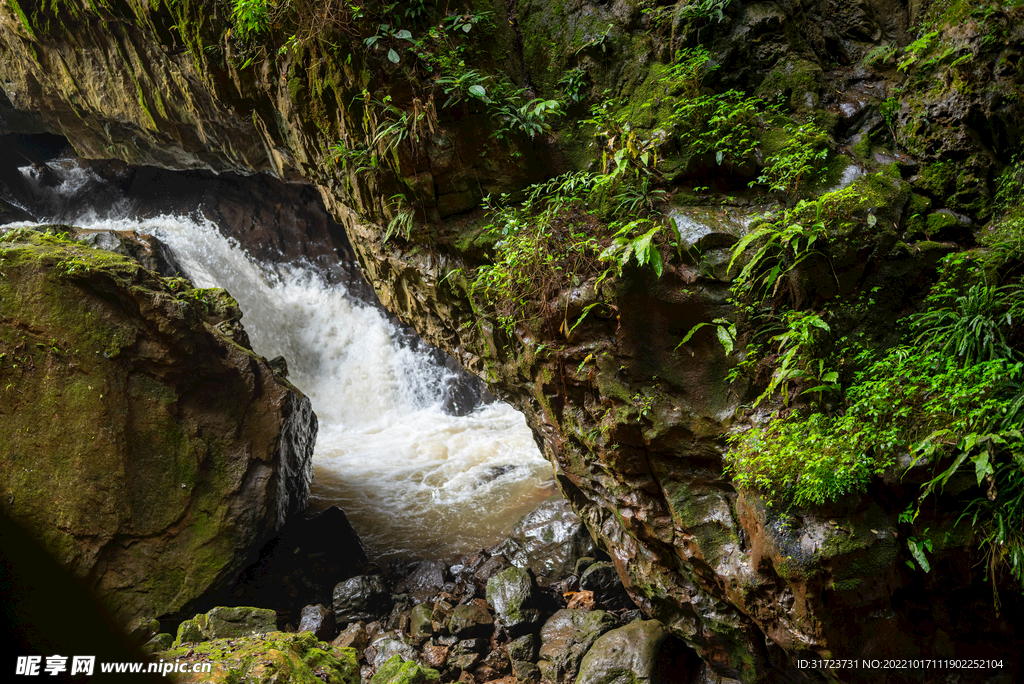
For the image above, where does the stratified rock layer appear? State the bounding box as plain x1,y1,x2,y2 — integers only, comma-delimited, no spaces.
0,227,316,624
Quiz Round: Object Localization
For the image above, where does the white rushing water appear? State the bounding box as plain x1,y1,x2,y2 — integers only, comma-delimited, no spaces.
7,161,555,561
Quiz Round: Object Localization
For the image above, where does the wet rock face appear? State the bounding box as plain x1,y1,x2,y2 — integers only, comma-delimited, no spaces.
577,620,700,684
334,575,393,625
486,566,541,636
496,497,597,580
537,609,618,684
0,227,316,626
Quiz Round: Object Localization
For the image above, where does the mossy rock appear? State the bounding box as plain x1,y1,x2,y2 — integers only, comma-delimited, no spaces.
370,654,440,684
155,631,358,684
173,607,279,647
0,228,316,625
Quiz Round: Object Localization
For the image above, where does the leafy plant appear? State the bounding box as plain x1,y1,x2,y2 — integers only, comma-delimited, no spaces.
364,23,414,63
231,0,270,42
599,221,664,278
384,194,415,243
557,67,588,105
678,0,732,22
758,310,838,406
727,196,830,302
677,318,737,356
897,30,940,72
753,122,829,195
910,281,1019,363
906,532,934,573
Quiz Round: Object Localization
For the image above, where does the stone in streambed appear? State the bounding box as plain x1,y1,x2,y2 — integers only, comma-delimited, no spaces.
486,567,540,636
409,603,434,639
448,601,493,638
537,609,618,684
421,641,449,669
496,498,596,581
448,638,486,671
395,560,447,602
579,562,632,611
334,575,392,624
576,620,698,684
298,604,336,641
508,633,540,682
156,631,358,683
142,633,174,654
333,622,369,651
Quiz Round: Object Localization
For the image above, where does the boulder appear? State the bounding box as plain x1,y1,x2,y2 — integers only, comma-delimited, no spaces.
173,607,278,647
496,498,596,581
486,567,540,636
0,228,315,625
409,603,433,639
448,638,485,671
508,633,540,683
395,560,447,602
298,604,336,642
576,620,697,684
537,609,618,684
370,654,439,684
332,622,369,651
370,632,419,671
578,563,632,611
448,601,493,639
334,575,392,625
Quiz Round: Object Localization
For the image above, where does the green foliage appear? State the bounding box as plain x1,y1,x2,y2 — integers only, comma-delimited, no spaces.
231,0,270,42
384,194,414,243
906,533,933,573
599,221,665,278
729,349,1021,507
729,243,1024,594
468,170,670,337
436,70,563,140
364,23,414,63
678,318,737,356
880,97,900,137
897,30,939,72
677,0,732,22
557,67,588,105
758,310,838,407
727,192,838,303
586,47,763,182
753,122,829,194
673,89,761,166
910,279,1020,362
641,0,732,28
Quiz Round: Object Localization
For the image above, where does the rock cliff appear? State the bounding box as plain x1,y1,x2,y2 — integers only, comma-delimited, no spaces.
2,1,1022,681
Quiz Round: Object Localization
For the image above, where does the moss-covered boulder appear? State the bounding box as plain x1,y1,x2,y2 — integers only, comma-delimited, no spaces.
370,654,440,684
0,227,316,625
537,609,618,684
486,566,540,636
155,631,358,684
173,607,279,647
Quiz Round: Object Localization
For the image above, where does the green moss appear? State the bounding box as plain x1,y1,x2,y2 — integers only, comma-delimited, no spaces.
754,58,823,114
158,632,359,683
4,0,36,38
371,655,440,684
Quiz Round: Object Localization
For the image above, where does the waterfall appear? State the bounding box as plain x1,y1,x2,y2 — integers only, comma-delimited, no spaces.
2,158,556,561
